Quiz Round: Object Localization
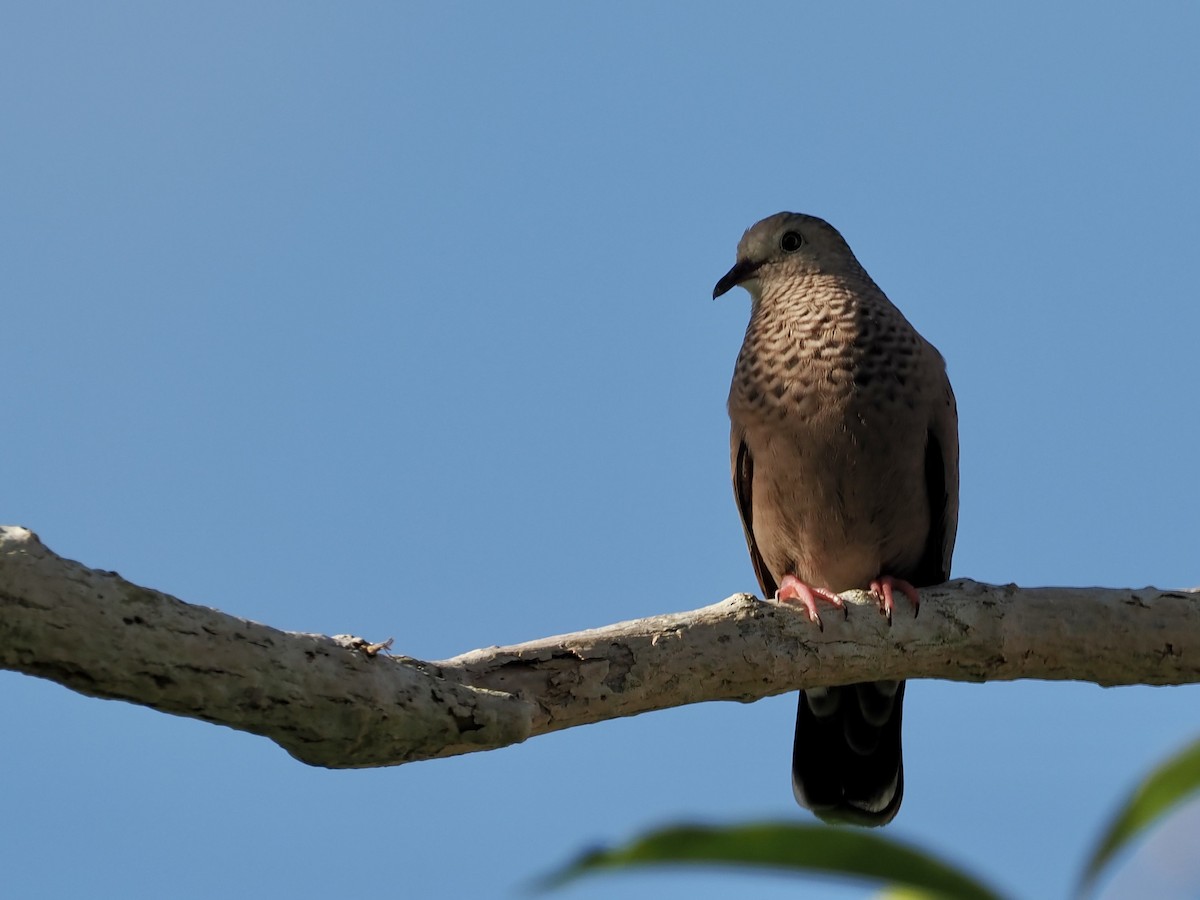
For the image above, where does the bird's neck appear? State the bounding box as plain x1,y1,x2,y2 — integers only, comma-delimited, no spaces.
730,272,906,426
748,274,878,343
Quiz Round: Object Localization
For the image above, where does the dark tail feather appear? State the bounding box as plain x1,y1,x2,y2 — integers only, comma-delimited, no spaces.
791,680,906,826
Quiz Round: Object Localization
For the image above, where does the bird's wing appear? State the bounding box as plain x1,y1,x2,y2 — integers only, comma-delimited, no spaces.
732,433,778,598
915,380,960,586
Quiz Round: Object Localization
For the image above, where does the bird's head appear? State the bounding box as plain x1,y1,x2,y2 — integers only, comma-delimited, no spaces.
712,211,863,301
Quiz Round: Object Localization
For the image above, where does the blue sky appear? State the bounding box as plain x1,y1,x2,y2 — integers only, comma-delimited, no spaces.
3,4,1198,898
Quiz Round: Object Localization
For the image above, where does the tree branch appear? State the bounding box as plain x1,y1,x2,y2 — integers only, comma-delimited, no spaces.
2,525,1197,768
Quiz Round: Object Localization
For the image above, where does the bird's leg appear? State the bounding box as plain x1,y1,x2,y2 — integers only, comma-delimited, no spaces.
775,575,847,631
869,575,921,625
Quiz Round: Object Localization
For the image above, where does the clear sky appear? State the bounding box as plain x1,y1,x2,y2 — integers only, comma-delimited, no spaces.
4,4,1198,899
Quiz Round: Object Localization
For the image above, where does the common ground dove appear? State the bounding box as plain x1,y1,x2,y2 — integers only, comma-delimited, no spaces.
714,211,959,825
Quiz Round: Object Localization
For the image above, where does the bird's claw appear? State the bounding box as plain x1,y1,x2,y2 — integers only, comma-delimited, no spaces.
333,635,395,658
869,576,921,626
775,575,848,632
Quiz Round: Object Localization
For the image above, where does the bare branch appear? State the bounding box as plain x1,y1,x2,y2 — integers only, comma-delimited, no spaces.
2,525,1197,768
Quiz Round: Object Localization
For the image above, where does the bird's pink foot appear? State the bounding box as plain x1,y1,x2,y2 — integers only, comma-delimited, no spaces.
869,575,921,625
775,575,847,631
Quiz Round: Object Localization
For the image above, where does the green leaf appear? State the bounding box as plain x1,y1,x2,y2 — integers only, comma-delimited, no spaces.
1079,736,1200,895
538,822,1007,900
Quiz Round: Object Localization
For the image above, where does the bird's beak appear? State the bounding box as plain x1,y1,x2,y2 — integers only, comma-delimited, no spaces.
712,257,762,299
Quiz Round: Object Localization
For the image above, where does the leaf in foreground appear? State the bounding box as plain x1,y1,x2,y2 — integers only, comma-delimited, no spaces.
540,822,1006,900
1079,736,1200,895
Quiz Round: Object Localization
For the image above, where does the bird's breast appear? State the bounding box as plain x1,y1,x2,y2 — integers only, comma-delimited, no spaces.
727,291,938,589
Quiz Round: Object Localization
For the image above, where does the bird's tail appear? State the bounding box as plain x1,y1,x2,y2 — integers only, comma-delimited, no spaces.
791,680,905,826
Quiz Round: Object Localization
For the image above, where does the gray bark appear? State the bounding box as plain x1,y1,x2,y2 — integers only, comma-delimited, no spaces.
1,525,1196,768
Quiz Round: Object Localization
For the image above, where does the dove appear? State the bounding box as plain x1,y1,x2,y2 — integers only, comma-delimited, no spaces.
714,212,958,825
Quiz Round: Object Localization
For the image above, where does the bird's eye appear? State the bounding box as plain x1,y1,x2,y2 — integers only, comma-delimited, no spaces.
780,231,804,253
